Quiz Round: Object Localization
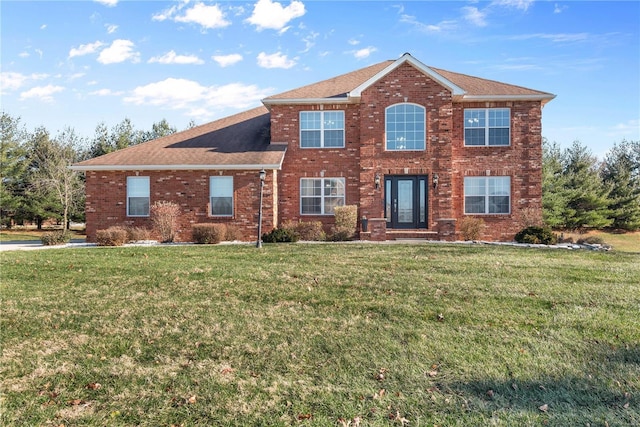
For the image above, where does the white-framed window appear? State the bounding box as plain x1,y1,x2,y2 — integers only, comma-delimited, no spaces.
300,111,345,148
210,176,233,216
385,103,426,151
464,176,511,214
464,108,510,146
300,177,345,215
127,176,150,217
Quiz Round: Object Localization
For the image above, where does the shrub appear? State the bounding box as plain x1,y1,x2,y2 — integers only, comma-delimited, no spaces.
514,226,558,245
330,205,358,241
459,217,484,241
40,230,71,246
150,201,181,243
282,220,326,241
192,223,227,244
224,225,241,242
125,226,151,242
96,226,128,246
262,227,298,243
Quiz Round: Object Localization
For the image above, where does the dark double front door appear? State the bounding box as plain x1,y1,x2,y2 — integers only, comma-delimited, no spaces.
385,175,428,229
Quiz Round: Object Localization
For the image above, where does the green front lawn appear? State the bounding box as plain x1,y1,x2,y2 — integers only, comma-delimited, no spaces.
1,244,638,426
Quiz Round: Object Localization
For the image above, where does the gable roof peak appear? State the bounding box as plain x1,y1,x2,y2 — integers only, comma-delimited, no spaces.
349,53,467,98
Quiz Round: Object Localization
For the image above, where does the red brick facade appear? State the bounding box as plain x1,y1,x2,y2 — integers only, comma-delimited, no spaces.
79,57,550,243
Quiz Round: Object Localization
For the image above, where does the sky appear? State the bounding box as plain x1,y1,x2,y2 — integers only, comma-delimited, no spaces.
1,0,639,159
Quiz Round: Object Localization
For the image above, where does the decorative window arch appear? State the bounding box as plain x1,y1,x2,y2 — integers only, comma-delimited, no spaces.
385,103,426,151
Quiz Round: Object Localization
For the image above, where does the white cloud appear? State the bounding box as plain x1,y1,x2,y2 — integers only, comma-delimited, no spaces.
40,24,47,30
124,78,273,117
148,50,204,65
256,51,296,69
212,53,243,67
462,6,487,27
0,72,48,92
154,2,230,29
491,0,535,11
400,13,457,33
19,84,64,102
348,38,360,46
509,33,589,43
609,119,640,138
97,39,140,64
95,0,118,7
301,32,319,53
554,3,568,14
35,49,43,59
353,46,377,60
89,88,124,96
19,52,30,58
69,41,104,58
106,24,118,34
246,0,305,31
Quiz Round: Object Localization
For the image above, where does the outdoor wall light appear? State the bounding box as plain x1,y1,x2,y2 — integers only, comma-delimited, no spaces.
374,173,381,189
432,173,439,189
256,169,266,248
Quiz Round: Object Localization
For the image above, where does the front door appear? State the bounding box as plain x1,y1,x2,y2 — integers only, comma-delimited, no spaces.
385,176,428,229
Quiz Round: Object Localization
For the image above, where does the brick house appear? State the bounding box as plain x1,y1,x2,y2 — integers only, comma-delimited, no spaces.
72,53,555,243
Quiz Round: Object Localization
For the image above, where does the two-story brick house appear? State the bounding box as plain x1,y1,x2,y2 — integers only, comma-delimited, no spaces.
72,53,555,242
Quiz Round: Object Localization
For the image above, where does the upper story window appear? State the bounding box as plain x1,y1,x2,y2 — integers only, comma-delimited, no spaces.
464,108,510,146
385,103,426,151
210,176,233,216
300,111,345,148
464,176,511,214
300,177,345,215
127,176,150,217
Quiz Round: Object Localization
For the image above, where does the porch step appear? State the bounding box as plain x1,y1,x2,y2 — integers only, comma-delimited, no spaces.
386,230,438,240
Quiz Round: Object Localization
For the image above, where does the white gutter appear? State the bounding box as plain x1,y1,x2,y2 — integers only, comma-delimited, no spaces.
70,163,284,172
262,97,352,105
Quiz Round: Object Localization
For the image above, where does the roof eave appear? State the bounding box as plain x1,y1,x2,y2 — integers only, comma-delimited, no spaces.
455,94,556,104
69,163,284,172
262,97,352,105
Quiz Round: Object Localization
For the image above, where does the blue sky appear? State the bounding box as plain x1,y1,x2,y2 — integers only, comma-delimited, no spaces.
1,0,638,158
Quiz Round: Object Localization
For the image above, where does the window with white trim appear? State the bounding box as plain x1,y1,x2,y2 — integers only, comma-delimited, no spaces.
385,103,426,151
300,111,345,148
464,108,510,146
127,176,150,217
464,176,511,214
210,176,233,216
300,178,345,215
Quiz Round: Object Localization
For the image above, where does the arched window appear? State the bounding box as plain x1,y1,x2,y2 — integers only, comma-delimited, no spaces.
385,103,426,151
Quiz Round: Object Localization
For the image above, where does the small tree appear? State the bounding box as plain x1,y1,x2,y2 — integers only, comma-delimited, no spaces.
150,201,181,243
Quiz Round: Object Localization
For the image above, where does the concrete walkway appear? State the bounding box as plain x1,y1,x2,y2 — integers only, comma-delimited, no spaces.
0,239,90,252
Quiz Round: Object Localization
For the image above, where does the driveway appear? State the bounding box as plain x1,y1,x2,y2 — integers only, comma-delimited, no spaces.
0,239,90,252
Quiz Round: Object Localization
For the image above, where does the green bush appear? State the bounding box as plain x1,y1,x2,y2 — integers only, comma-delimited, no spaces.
330,205,358,241
96,226,129,246
459,217,484,241
262,227,298,243
40,230,72,246
514,226,558,245
192,223,227,244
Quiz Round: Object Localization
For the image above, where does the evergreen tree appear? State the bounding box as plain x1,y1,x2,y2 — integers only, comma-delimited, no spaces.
542,139,568,228
139,119,177,142
601,139,640,230
562,141,612,230
0,112,28,227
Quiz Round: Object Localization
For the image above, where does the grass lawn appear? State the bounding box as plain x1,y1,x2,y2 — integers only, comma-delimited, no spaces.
559,230,640,254
0,228,86,243
1,243,638,426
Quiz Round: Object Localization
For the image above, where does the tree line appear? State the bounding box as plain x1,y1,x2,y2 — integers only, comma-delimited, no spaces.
1,111,639,232
0,111,189,229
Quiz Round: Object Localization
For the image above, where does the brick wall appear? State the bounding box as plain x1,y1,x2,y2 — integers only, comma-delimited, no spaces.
84,170,272,243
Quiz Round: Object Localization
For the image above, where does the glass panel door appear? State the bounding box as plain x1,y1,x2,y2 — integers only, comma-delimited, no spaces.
385,175,428,229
